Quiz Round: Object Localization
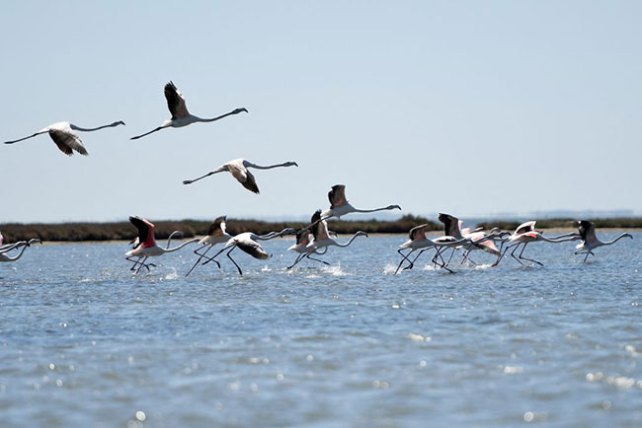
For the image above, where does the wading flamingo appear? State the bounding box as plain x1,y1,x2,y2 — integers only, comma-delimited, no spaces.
395,224,467,274
321,184,401,220
130,81,247,140
493,221,579,267
287,210,367,269
125,216,199,273
574,220,632,262
185,216,232,276
203,228,296,275
4,120,125,156
286,228,329,269
183,158,298,194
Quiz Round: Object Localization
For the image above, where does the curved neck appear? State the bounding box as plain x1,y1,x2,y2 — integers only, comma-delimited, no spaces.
0,245,28,261
604,234,631,246
336,233,366,247
198,109,243,123
256,228,292,241
163,238,199,253
247,162,293,170
71,122,122,132
540,233,579,243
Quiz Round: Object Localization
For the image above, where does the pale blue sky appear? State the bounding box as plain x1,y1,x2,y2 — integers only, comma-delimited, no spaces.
1,1,640,223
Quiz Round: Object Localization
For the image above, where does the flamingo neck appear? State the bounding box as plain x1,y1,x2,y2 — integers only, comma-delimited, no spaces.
71,122,122,132
163,238,199,253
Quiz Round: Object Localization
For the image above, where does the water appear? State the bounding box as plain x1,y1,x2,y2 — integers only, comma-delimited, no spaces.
1,234,641,427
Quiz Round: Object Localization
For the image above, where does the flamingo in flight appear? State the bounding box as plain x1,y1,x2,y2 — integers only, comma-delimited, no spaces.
3,120,125,156
203,227,296,275
130,81,248,140
395,224,467,274
321,184,401,220
185,215,232,276
287,210,367,270
286,228,330,270
125,216,199,274
438,213,507,265
574,220,632,262
183,158,298,194
0,232,41,262
493,221,579,267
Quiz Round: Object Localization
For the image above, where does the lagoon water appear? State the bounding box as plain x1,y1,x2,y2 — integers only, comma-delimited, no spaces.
1,233,641,427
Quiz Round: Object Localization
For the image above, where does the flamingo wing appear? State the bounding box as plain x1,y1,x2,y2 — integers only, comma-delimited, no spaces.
328,184,347,208
236,239,269,260
49,129,87,156
164,81,190,119
515,221,536,235
577,220,597,244
207,216,227,237
129,216,155,246
409,224,429,241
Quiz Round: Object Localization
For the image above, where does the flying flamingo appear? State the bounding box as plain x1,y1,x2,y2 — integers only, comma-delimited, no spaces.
493,221,579,267
321,184,401,220
286,228,330,269
3,120,125,156
395,224,467,274
0,233,41,262
185,215,232,276
202,227,296,275
125,216,199,273
438,214,510,265
130,81,248,140
182,158,298,194
574,220,632,262
286,210,367,269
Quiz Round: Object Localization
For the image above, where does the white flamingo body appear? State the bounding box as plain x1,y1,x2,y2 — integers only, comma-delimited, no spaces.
307,210,368,252
575,220,632,262
125,216,198,273
204,228,296,275
130,81,247,140
185,216,232,276
183,158,298,194
4,120,125,156
494,221,579,267
321,184,401,220
395,224,467,274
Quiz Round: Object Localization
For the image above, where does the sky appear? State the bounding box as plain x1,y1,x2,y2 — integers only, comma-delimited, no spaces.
1,1,641,224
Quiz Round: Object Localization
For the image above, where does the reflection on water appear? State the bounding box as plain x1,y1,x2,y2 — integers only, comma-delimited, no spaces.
1,234,641,427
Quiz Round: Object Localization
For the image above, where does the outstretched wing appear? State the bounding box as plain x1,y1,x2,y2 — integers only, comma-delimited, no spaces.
236,239,269,260
129,216,154,245
164,81,190,119
208,216,227,237
438,213,460,238
409,224,429,241
577,220,596,243
241,170,260,194
328,184,347,208
49,130,88,156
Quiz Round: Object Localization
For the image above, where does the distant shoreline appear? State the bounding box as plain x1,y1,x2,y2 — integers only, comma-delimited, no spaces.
1,215,641,243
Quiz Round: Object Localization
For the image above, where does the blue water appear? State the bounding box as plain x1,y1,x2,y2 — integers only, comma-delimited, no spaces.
1,233,641,427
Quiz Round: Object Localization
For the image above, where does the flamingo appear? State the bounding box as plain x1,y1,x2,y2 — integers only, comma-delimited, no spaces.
395,224,467,274
203,227,296,275
185,215,232,276
0,233,41,262
286,210,368,269
439,214,509,265
125,216,199,273
286,228,330,269
3,120,125,156
130,81,248,140
493,221,579,267
182,158,298,194
574,220,632,262
321,184,401,220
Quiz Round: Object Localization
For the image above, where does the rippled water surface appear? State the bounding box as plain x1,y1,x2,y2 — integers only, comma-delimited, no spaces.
1,233,641,427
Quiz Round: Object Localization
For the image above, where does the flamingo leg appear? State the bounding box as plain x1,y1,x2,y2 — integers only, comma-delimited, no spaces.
433,247,454,273
287,253,307,270
517,243,543,266
509,243,526,266
395,249,414,274
402,249,427,271
306,254,330,266
583,251,591,263
226,247,243,276
202,246,228,266
135,256,149,274
186,244,221,276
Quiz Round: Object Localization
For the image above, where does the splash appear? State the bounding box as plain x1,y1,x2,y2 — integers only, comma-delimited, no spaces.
321,264,348,276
